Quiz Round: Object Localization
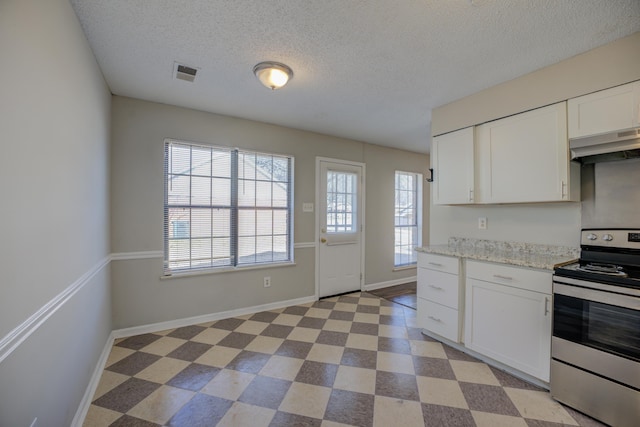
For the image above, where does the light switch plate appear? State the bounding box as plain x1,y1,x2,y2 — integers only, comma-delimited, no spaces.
478,217,487,230
302,202,314,213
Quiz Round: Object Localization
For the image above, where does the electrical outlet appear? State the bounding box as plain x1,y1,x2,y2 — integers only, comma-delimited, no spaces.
478,217,487,230
263,276,271,288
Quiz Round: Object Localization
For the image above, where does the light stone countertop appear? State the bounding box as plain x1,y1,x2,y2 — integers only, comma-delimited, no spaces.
415,237,579,271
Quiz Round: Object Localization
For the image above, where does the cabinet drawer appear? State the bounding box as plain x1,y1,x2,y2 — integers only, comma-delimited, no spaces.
417,252,459,274
417,298,459,342
417,269,459,309
466,260,552,294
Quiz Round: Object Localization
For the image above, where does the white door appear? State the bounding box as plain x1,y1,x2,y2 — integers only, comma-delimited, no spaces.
316,159,364,298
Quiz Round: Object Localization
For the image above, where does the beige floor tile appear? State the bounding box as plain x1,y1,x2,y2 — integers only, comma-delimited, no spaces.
82,405,122,427
272,313,302,326
278,382,332,419
358,298,381,306
217,401,276,427
105,346,135,367
306,307,332,319
379,306,405,316
333,365,376,394
127,385,194,425
307,343,345,365
93,370,129,399
152,328,176,336
321,421,354,427
505,388,579,425
378,324,408,339
287,327,321,343
323,296,340,302
334,302,357,312
404,316,419,328
377,352,414,375
201,369,255,400
134,357,190,384
409,340,447,358
353,313,380,324
195,346,242,368
244,335,284,354
450,360,501,386
259,355,304,380
416,376,469,409
346,333,379,351
373,395,424,427
472,411,529,427
140,336,187,356
323,319,352,333
234,320,269,335
236,313,254,320
196,321,216,327
190,328,231,345
270,307,286,313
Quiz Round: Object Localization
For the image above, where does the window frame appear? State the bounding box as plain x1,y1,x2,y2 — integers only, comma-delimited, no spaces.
393,170,422,268
163,139,294,276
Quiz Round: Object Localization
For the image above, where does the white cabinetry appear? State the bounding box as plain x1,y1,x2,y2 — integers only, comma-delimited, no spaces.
432,127,475,205
476,102,579,203
464,261,552,381
417,253,462,342
568,81,640,139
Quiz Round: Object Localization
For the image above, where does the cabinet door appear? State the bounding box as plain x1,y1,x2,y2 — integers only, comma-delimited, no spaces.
465,278,552,381
432,127,474,205
476,102,574,203
568,81,640,139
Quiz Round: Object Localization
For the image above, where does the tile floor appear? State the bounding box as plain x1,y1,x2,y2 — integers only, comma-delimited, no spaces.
83,292,604,427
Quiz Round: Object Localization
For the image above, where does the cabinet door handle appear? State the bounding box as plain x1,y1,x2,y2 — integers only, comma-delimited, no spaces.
468,188,474,202
493,274,513,281
428,262,443,267
544,297,550,316
427,316,442,323
561,181,567,198
428,284,443,290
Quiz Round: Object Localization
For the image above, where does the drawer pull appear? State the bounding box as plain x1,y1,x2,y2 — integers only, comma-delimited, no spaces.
427,315,442,323
428,262,443,267
428,284,443,290
493,274,513,281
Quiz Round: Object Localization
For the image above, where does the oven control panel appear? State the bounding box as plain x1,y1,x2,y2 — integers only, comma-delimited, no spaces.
581,229,640,249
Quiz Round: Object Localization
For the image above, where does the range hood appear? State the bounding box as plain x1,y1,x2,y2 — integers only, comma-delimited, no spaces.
570,128,640,164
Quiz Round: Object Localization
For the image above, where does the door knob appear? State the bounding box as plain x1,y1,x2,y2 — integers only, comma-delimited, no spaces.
320,238,327,243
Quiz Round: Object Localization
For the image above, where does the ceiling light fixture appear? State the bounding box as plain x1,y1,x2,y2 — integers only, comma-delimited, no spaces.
253,61,293,90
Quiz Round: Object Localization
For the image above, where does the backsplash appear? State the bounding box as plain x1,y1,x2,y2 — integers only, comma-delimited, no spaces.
447,237,579,258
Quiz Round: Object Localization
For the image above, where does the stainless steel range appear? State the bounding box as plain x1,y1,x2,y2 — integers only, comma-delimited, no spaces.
552,228,640,427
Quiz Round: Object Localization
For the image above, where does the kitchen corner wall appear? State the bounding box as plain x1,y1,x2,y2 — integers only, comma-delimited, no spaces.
429,31,640,246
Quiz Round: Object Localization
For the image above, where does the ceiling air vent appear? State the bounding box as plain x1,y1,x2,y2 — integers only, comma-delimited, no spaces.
174,62,198,82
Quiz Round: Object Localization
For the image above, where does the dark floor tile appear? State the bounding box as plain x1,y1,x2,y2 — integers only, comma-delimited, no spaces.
261,324,294,338
166,393,233,427
275,340,313,359
93,378,160,413
489,366,544,391
106,352,161,376
313,300,336,310
421,403,476,427
226,350,271,374
295,360,338,387
116,334,162,351
340,348,378,370
250,311,281,323
356,304,380,314
407,327,436,341
378,314,406,326
297,316,327,329
459,382,520,416
526,420,575,427
166,363,220,391
388,295,417,310
378,337,411,354
560,405,607,427
216,332,257,349
269,411,322,427
350,322,379,336
110,415,161,427
360,292,381,299
375,371,420,401
167,325,207,340
324,389,375,427
413,356,456,379
238,376,292,409
329,310,355,321
338,295,361,304
316,330,349,347
442,345,479,362
211,317,246,331
379,299,396,307
166,341,212,362
283,305,310,316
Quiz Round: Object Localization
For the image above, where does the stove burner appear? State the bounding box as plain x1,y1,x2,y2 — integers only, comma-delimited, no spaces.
577,263,628,277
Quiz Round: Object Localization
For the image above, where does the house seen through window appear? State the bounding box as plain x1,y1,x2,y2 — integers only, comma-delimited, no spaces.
394,171,422,266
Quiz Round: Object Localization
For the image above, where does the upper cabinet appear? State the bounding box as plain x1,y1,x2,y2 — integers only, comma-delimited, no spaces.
432,127,474,205
568,81,640,139
476,102,579,204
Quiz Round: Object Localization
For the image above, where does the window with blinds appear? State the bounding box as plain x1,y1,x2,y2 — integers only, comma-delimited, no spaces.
164,140,294,275
394,171,422,267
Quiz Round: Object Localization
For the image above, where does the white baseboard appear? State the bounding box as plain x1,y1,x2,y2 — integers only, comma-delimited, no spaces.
71,331,116,427
113,295,318,339
362,276,416,292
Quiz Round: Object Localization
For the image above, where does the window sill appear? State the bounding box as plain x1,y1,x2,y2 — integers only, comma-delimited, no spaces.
160,261,296,280
392,264,417,272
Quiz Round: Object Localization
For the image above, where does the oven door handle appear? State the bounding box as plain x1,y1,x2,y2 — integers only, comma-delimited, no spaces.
554,283,640,311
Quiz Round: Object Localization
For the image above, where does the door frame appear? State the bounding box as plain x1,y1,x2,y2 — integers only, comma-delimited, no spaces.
315,157,366,299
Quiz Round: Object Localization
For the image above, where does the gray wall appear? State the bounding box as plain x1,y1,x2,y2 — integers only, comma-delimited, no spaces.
111,96,429,329
429,32,640,246
0,1,112,426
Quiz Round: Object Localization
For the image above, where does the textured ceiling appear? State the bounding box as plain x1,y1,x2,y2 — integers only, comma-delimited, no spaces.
70,0,640,153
